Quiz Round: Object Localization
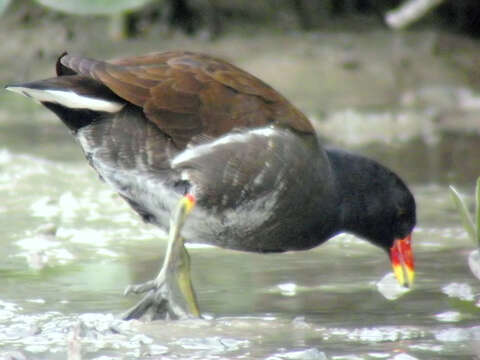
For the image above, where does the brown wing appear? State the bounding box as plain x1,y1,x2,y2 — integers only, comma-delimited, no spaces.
59,51,314,149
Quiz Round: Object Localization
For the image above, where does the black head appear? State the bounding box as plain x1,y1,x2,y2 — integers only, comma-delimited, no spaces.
356,168,416,251
327,148,416,247
359,169,416,288
327,148,416,286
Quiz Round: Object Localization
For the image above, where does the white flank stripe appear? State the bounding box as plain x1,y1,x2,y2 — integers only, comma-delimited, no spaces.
171,126,278,167
6,86,124,113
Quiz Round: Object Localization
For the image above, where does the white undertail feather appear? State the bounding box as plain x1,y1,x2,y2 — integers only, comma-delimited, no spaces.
5,86,124,113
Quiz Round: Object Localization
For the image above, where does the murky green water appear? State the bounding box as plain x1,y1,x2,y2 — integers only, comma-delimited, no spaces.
1,90,480,359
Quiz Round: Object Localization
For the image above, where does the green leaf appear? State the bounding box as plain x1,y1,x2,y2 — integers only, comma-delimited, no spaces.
476,176,480,246
33,0,153,15
449,185,477,244
0,0,11,15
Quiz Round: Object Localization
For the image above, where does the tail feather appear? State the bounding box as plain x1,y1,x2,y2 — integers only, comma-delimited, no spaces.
5,75,126,132
5,76,124,112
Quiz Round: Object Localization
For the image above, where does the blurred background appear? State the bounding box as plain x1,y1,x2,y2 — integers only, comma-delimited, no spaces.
1,1,480,359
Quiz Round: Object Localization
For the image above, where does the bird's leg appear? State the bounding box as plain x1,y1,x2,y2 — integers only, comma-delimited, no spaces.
122,194,200,320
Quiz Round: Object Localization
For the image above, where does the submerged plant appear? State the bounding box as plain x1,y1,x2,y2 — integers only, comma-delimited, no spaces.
449,177,480,280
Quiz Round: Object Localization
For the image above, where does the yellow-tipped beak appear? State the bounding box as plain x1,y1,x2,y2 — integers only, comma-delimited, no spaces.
390,234,415,287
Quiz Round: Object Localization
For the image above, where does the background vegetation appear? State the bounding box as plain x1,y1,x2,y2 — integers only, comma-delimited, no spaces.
2,0,480,40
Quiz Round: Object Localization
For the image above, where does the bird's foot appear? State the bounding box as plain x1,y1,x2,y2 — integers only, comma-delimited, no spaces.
122,276,176,320
122,244,199,321
122,254,199,320
122,194,200,321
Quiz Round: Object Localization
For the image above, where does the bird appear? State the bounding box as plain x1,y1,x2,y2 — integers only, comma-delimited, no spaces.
5,51,416,320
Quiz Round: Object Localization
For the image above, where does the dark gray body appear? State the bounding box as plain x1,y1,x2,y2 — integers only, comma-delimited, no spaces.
77,106,339,253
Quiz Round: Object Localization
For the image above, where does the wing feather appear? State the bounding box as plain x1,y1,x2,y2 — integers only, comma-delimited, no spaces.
59,51,314,149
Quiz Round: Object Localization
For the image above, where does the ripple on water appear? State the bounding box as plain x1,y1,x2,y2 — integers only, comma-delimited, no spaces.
409,343,443,352
344,326,423,343
0,307,473,359
367,352,390,358
30,196,60,218
175,336,249,352
265,348,327,360
0,312,163,358
442,282,475,301
434,311,462,323
434,327,471,342
390,354,418,360
15,231,75,269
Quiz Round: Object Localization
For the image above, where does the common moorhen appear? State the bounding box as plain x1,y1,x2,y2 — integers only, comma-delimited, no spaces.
6,51,416,320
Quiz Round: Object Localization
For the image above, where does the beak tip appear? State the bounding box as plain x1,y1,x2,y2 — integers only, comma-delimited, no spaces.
391,234,415,289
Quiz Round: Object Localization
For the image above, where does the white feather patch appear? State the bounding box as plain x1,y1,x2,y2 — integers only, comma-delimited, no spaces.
171,126,278,167
6,86,124,113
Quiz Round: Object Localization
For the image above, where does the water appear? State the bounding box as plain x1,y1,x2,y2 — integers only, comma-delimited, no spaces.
1,93,480,359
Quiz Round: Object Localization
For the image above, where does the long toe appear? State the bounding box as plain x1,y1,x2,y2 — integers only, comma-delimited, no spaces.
123,279,158,296
122,282,188,321
123,291,173,321
121,291,154,320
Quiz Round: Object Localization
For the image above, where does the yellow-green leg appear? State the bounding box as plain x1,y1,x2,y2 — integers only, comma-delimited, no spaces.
122,195,200,320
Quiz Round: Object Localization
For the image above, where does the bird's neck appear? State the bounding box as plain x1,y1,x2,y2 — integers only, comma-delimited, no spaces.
325,148,390,243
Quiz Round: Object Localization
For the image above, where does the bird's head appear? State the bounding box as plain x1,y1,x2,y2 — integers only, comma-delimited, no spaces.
368,173,416,288
330,149,417,288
